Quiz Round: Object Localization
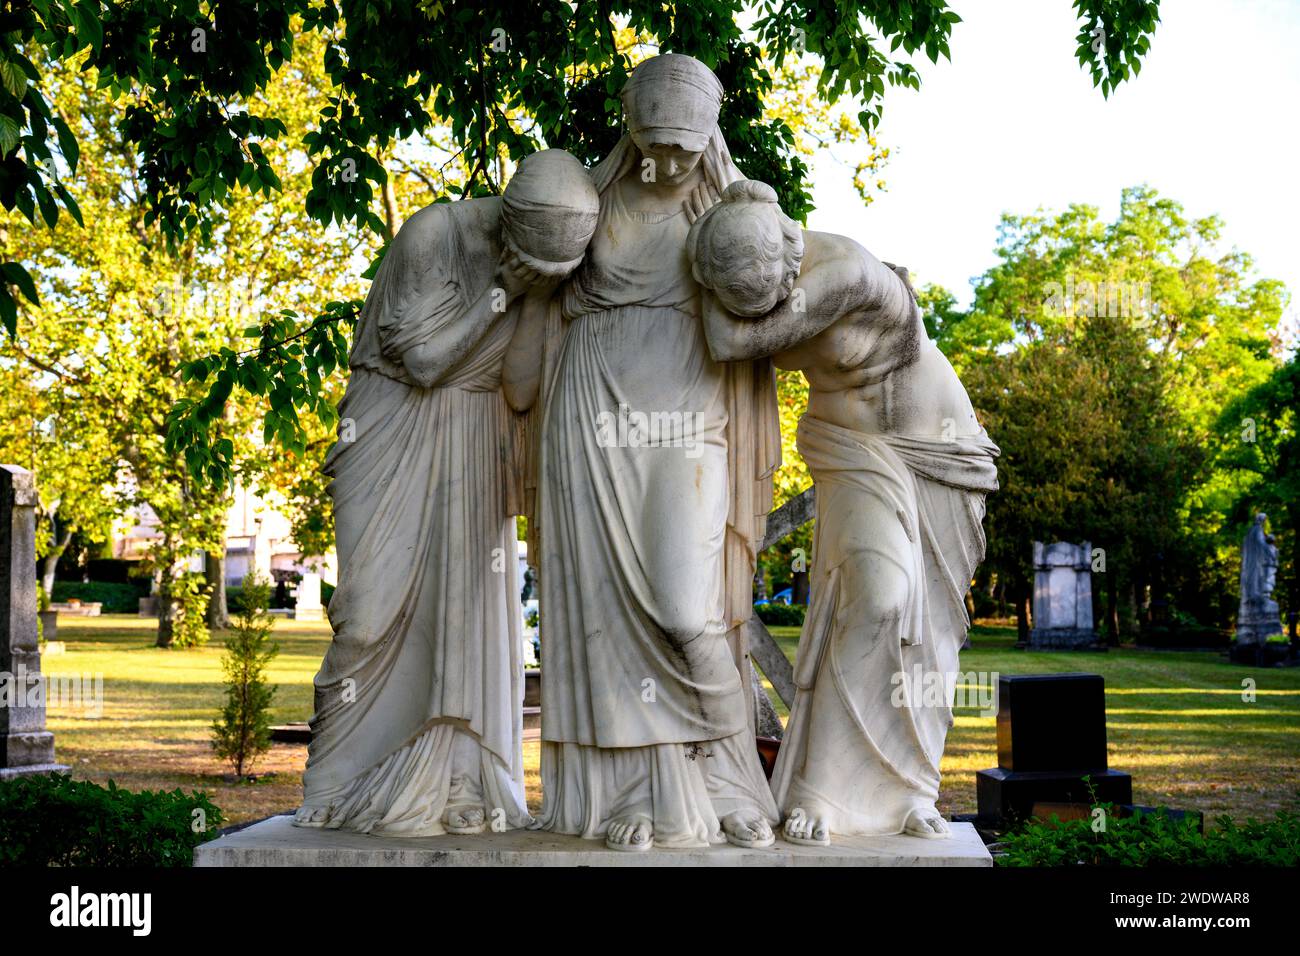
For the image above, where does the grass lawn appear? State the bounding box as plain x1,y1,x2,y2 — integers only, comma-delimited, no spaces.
40,615,1300,828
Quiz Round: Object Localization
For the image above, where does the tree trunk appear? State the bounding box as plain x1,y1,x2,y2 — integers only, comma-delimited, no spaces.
155,580,174,647
791,569,810,605
1290,507,1299,641
1121,581,1140,639
205,549,230,629
41,526,72,595
381,175,401,240
1015,575,1030,643
156,539,175,648
1105,571,1119,645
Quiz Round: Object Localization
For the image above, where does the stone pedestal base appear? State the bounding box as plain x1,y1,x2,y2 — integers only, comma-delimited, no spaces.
1229,641,1294,666
976,767,1132,825
2,729,56,768
0,763,69,781
1026,628,1103,650
194,814,992,867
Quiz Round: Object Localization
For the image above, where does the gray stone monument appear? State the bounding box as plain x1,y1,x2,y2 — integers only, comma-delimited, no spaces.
1233,514,1284,664
1,464,66,778
1028,541,1097,649
293,571,324,622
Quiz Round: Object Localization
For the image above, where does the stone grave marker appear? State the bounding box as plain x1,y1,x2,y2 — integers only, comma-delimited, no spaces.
1,464,67,779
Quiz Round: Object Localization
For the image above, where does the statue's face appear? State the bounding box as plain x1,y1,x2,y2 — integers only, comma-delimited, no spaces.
631,133,704,186
502,233,581,287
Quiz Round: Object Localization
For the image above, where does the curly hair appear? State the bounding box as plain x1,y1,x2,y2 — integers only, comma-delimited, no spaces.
686,180,805,315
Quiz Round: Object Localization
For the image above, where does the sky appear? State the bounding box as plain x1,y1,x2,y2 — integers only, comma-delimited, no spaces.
805,0,1300,328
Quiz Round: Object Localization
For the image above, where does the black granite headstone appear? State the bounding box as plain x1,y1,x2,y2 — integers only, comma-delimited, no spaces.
976,672,1131,825
997,673,1109,771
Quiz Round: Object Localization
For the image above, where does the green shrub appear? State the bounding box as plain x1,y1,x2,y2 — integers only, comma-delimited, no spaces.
755,602,806,627
999,804,1300,867
50,580,148,614
212,573,279,777
0,773,223,866
1138,624,1228,649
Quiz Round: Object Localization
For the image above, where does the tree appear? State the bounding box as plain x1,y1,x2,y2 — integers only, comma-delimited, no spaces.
211,572,279,778
0,359,119,593
936,187,1287,637
0,2,1163,482
1217,357,1300,628
1,33,366,644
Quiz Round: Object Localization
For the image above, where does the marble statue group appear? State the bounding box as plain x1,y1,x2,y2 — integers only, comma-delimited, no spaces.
293,53,999,852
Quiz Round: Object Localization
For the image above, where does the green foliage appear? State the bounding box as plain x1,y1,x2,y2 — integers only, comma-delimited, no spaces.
943,186,1285,634
9,1,1145,487
755,602,806,627
0,1,85,336
0,773,223,867
1,32,364,640
1071,0,1161,98
36,581,51,612
211,573,279,778
1000,804,1300,867
50,580,147,614
1216,357,1300,617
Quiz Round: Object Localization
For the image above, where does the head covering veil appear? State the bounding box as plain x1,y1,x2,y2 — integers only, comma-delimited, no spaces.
590,54,744,195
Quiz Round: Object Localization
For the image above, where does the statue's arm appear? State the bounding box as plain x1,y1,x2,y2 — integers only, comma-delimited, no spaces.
704,238,919,363
502,292,550,412
400,278,513,388
702,251,864,363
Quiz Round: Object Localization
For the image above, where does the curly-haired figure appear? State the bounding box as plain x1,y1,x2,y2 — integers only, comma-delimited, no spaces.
688,180,999,844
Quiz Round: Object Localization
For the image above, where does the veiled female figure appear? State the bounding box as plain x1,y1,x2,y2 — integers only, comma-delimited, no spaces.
689,180,1000,843
524,55,780,850
1237,512,1282,641
295,151,598,836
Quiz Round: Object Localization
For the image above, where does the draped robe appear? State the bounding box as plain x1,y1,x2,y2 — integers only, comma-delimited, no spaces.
771,402,999,835
533,173,779,846
299,200,531,835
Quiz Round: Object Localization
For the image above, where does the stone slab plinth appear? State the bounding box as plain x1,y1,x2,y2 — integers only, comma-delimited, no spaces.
0,763,69,781
194,814,992,867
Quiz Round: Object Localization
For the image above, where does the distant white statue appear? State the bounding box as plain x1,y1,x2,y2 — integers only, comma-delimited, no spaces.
689,180,999,843
1237,513,1282,644
517,54,780,851
294,150,599,836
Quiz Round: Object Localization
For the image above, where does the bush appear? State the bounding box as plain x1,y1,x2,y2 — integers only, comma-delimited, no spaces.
0,773,223,866
999,804,1300,867
49,580,148,614
1138,624,1229,650
755,603,806,627
212,573,279,777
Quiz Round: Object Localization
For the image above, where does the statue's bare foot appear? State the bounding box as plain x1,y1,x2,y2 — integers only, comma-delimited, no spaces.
605,814,654,852
722,810,775,849
782,807,830,846
903,806,951,839
443,805,486,835
292,804,331,828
